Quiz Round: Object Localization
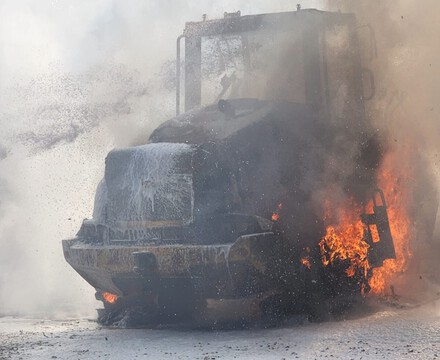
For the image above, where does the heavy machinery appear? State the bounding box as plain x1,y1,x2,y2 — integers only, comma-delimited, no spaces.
63,8,396,325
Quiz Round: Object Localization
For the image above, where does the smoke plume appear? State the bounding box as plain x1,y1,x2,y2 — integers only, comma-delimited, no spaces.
326,0,440,300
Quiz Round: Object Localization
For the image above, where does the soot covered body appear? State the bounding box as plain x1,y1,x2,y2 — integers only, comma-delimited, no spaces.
63,9,396,324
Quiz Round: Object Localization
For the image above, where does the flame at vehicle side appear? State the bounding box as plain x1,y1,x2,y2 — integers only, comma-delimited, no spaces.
318,149,414,296
319,199,370,279
368,151,414,295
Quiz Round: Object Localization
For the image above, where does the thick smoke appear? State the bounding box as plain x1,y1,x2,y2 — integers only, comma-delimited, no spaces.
0,1,326,318
326,0,440,300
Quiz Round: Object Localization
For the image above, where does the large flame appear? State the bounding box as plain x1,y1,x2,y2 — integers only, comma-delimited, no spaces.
368,152,413,294
319,150,414,296
319,198,370,278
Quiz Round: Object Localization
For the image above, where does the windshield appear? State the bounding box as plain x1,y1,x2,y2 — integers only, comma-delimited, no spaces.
201,28,306,105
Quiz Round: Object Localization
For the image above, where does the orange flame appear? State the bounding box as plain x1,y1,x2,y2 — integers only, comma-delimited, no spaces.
272,213,280,221
319,199,370,278
301,256,312,269
368,152,413,294
271,203,283,222
102,291,119,304
318,150,414,296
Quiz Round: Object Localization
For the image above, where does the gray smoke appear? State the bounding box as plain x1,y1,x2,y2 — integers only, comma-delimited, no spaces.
326,0,440,300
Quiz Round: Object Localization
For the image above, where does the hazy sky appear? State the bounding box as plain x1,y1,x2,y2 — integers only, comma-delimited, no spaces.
0,1,325,82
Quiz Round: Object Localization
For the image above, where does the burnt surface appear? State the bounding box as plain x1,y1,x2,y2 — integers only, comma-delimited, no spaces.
65,95,386,326
150,98,382,249
62,8,398,326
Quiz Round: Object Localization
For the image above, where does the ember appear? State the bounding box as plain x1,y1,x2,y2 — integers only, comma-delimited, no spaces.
271,213,280,222
300,257,312,269
271,203,283,222
102,292,119,304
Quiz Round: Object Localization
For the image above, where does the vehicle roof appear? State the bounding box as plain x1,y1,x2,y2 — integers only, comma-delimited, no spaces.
149,99,314,145
183,9,355,38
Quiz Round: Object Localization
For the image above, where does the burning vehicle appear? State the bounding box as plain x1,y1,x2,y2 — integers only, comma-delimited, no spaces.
63,8,400,325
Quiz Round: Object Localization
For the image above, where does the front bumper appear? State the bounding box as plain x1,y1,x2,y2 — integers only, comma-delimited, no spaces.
62,232,286,300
